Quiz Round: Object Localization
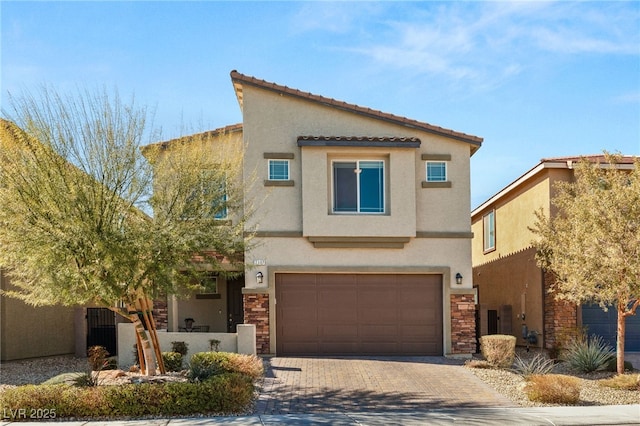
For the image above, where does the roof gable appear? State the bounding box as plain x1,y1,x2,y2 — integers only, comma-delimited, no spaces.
230,70,482,155
471,154,639,217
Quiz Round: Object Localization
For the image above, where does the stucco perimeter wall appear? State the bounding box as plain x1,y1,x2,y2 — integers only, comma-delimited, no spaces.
242,84,474,237
117,323,256,369
1,274,75,361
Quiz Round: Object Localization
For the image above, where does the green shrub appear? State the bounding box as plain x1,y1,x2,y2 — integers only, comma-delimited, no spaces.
162,352,184,372
0,374,255,420
564,334,615,373
524,374,581,404
188,352,263,382
480,334,516,368
512,353,555,379
171,341,189,356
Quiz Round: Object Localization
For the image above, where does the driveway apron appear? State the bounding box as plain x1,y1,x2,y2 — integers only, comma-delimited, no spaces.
255,356,514,415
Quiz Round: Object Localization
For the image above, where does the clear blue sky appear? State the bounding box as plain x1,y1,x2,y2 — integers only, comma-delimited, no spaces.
2,1,639,208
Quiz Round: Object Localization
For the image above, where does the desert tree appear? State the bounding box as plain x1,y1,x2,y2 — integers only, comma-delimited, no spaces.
0,86,252,375
530,153,639,375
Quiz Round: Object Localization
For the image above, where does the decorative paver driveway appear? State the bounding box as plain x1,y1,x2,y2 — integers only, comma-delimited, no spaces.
255,356,514,414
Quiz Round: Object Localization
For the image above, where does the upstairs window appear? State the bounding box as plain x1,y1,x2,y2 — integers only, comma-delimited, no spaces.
426,161,447,182
483,210,496,252
268,159,290,181
332,160,384,214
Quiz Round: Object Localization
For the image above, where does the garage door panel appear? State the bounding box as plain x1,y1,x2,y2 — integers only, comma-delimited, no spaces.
320,342,359,353
318,307,357,322
359,309,397,323
318,287,357,306
281,324,318,339
282,308,317,322
582,304,640,351
276,273,443,355
320,325,358,340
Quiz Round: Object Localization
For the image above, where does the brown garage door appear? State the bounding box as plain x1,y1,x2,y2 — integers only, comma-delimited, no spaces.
276,273,443,355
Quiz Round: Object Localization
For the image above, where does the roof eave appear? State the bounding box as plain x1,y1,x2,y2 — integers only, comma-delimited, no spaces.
230,70,483,154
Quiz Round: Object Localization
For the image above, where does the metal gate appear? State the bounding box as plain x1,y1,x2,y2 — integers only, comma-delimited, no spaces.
86,308,117,356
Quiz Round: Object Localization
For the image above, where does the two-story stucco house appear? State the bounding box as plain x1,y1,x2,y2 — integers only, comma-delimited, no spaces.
471,155,639,352
229,71,482,357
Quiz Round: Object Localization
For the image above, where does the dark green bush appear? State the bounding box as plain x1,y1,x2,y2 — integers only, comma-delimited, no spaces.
0,374,254,421
171,341,189,356
162,352,184,372
188,352,263,382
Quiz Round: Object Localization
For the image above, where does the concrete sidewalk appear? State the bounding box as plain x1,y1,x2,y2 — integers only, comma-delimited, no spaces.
2,405,639,425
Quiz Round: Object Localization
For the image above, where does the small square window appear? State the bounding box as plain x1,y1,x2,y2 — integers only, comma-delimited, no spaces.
426,161,447,182
268,160,290,180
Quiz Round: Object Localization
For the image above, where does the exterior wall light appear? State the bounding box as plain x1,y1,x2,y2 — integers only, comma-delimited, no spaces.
455,273,463,285
256,271,264,284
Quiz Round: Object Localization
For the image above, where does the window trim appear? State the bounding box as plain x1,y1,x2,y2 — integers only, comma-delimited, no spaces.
268,159,290,181
483,210,496,253
331,158,386,215
426,161,447,182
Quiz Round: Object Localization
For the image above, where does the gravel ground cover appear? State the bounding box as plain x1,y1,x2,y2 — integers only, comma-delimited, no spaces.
1,349,638,407
466,348,639,407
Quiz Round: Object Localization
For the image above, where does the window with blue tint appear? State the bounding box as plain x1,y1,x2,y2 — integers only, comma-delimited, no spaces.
426,161,447,182
214,191,227,219
268,159,289,180
483,210,495,251
333,160,384,214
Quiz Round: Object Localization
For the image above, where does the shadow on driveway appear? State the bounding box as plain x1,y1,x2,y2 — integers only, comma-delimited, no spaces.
255,356,514,415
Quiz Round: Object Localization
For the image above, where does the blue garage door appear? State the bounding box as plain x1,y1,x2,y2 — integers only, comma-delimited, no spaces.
581,304,640,352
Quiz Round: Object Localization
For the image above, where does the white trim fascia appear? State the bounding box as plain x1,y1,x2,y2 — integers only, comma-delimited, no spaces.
471,159,636,218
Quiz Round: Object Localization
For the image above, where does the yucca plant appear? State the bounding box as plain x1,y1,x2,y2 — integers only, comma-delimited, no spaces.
564,334,615,373
512,353,555,379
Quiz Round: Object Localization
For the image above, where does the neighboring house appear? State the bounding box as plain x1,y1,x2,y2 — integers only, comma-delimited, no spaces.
229,71,483,356
471,155,639,352
0,119,136,361
0,119,77,361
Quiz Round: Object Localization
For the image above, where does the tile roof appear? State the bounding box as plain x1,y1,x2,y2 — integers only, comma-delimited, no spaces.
148,123,243,150
230,70,482,155
297,135,421,148
541,154,638,165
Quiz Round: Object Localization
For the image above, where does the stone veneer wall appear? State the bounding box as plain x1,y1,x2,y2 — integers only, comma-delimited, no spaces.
543,271,577,350
450,293,476,354
153,299,169,330
243,293,270,354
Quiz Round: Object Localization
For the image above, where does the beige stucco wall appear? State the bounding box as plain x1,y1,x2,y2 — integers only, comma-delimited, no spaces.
242,85,474,239
471,168,574,265
1,272,75,361
239,84,477,356
168,277,231,333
